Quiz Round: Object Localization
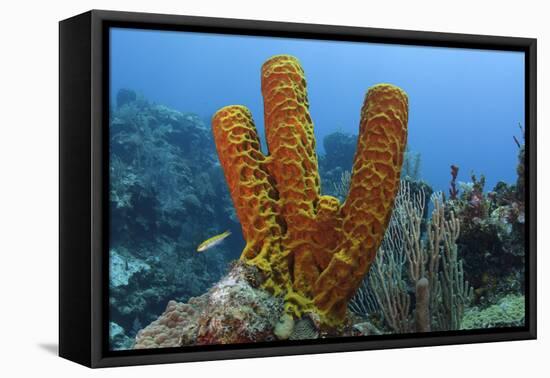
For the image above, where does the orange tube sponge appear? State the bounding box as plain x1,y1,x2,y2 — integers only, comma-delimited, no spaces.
211,105,290,292
261,55,322,299
212,55,408,326
313,84,409,320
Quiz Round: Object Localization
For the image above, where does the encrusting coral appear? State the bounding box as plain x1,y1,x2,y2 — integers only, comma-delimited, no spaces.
134,262,284,348
134,300,201,349
212,54,409,326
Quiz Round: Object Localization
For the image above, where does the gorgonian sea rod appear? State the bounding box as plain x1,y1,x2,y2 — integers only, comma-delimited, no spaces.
212,54,408,326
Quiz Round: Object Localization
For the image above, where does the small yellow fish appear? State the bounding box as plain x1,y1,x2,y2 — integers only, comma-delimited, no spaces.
196,231,231,252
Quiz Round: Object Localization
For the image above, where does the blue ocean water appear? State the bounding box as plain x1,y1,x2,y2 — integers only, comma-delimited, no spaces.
110,27,524,195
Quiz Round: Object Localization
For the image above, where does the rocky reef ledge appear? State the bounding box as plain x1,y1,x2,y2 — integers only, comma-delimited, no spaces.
134,262,377,349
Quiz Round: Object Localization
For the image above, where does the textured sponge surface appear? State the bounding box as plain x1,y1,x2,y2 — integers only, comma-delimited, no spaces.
212,55,408,325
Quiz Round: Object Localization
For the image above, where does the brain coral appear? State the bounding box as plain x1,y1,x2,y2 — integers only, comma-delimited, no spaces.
212,54,408,326
134,300,201,349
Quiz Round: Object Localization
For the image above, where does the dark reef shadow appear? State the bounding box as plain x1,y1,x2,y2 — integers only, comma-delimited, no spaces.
38,343,58,355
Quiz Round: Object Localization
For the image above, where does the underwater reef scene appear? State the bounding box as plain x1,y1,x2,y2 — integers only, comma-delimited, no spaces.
109,53,526,351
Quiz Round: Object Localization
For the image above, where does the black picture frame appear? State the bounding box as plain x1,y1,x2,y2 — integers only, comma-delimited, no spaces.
59,9,537,368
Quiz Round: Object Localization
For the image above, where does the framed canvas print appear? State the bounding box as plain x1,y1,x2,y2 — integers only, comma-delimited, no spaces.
59,10,537,368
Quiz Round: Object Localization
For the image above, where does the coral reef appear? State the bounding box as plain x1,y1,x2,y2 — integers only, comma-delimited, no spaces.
110,322,134,350
515,125,525,202
447,148,525,305
109,249,150,288
195,262,283,344
111,60,525,350
109,92,233,246
134,300,203,349
319,132,357,195
212,54,409,325
123,69,526,350
134,262,284,348
323,132,357,169
134,261,386,347
461,294,525,329
109,90,236,343
350,181,473,333
349,122,526,334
